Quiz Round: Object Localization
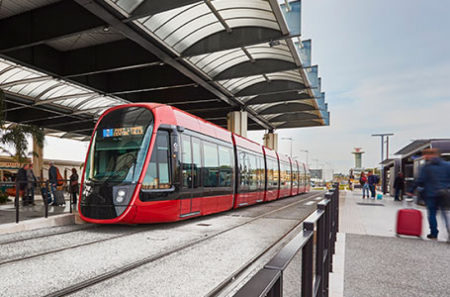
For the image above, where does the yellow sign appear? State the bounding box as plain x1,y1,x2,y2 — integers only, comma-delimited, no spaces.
112,126,143,137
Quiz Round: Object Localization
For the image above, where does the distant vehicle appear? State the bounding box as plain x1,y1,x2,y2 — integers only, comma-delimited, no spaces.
79,104,311,224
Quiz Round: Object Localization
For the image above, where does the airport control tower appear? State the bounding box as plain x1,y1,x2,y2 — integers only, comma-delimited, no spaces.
352,148,365,169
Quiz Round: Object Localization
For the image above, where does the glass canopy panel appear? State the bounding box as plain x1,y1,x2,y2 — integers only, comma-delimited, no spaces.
207,55,249,77
251,52,293,62
0,68,43,85
4,79,52,94
0,68,24,84
213,0,273,13
24,80,61,98
226,18,279,30
135,0,282,54
114,0,144,13
0,61,11,72
174,22,224,53
164,14,218,46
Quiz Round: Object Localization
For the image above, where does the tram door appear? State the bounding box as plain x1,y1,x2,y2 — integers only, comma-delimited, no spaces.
180,135,202,216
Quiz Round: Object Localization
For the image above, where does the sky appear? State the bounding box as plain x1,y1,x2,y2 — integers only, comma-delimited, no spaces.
43,0,450,175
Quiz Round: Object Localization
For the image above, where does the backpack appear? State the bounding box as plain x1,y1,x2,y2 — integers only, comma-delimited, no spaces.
56,167,64,186
374,175,380,184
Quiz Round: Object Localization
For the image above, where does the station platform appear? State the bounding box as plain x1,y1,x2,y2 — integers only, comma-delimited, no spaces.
331,189,450,297
0,194,78,235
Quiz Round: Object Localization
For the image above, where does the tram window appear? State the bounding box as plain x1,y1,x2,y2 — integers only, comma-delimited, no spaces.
248,154,258,191
238,151,248,189
272,160,279,187
192,137,202,188
142,130,171,189
267,158,273,188
219,146,232,187
181,135,192,188
203,142,219,187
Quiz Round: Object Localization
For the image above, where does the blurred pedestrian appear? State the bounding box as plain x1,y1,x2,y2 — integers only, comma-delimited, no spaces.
70,168,79,205
407,148,450,240
360,172,369,199
48,162,57,205
368,170,377,199
26,163,37,206
393,172,404,201
17,164,29,206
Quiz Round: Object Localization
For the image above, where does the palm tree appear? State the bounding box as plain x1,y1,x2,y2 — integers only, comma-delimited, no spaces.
0,88,45,163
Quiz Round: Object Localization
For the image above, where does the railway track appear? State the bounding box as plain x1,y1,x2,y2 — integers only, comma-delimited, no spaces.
0,224,100,246
40,191,324,297
0,224,158,266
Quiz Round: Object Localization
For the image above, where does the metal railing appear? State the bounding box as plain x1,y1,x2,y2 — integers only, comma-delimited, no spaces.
1,179,76,224
233,183,340,297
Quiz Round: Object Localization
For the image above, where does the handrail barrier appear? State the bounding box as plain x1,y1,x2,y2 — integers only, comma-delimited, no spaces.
233,183,340,297
0,179,75,224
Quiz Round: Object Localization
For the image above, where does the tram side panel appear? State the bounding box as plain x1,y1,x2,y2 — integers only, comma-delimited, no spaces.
277,152,292,199
263,146,279,201
233,134,266,208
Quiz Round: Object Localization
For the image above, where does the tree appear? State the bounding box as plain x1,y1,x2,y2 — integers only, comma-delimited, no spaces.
0,88,45,163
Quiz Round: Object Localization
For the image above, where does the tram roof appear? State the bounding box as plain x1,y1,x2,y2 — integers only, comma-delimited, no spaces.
0,0,329,140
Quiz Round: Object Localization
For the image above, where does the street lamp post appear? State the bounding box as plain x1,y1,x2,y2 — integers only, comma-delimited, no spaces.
281,137,293,158
372,133,394,194
299,149,308,167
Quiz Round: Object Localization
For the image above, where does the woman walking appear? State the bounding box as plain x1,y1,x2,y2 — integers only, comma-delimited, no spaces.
360,172,369,199
70,168,79,205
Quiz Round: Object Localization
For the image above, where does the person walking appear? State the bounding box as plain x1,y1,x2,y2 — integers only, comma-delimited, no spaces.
26,163,37,206
407,148,450,240
17,164,29,206
69,168,79,205
48,162,58,205
393,172,404,201
367,170,377,199
360,172,369,199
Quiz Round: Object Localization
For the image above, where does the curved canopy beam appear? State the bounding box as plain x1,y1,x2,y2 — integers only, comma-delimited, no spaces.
259,102,318,115
214,59,297,80
269,113,320,122
235,80,307,97
245,90,311,105
274,120,323,129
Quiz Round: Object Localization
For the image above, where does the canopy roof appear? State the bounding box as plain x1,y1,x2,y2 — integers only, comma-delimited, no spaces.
0,0,329,139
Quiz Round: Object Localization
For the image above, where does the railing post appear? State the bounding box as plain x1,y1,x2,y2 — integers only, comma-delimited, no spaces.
315,205,325,297
302,222,314,297
15,180,20,223
45,180,49,218
68,179,72,214
333,182,340,233
325,192,334,272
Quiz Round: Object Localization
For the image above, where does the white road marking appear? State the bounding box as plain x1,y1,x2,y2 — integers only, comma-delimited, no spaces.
304,201,316,206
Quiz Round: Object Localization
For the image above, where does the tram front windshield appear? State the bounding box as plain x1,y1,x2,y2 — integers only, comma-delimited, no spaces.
85,107,153,185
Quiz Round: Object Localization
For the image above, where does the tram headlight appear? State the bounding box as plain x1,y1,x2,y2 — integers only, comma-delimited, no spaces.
115,189,127,203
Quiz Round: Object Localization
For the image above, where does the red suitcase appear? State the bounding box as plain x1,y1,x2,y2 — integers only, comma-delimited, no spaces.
396,209,422,237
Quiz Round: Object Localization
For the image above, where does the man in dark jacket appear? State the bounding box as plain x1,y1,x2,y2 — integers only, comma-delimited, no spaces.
407,149,450,240
393,172,404,201
17,164,29,206
48,162,58,205
367,171,377,199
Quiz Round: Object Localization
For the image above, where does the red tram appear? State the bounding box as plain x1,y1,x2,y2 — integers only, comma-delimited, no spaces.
79,104,310,224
